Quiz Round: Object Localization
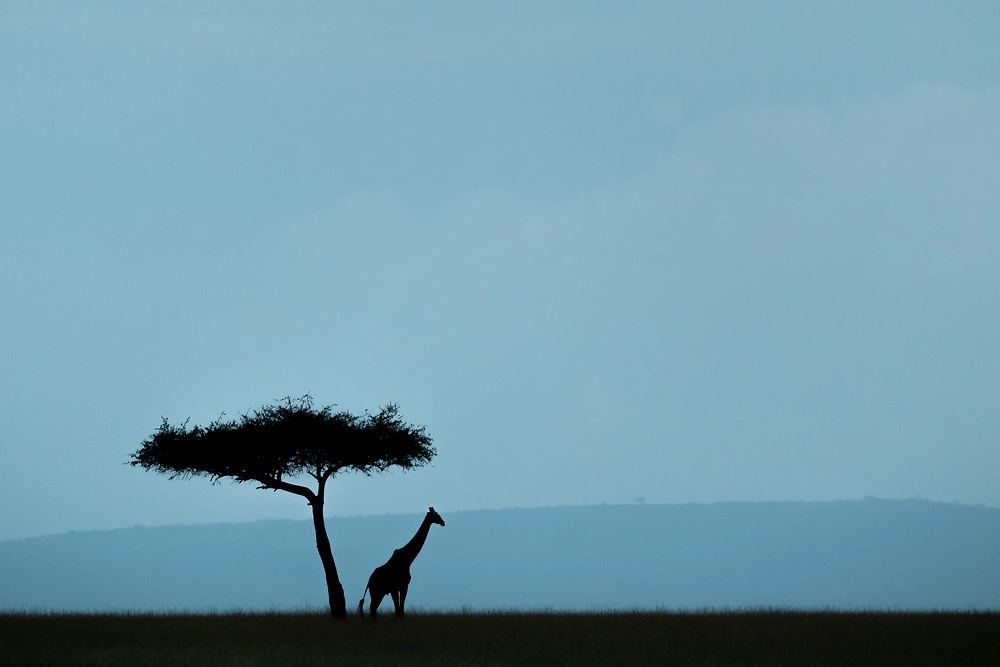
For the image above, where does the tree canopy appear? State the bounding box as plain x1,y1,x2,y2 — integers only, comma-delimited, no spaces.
129,395,435,500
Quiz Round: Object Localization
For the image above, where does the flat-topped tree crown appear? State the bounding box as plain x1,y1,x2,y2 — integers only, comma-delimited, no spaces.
130,396,434,492
127,395,435,618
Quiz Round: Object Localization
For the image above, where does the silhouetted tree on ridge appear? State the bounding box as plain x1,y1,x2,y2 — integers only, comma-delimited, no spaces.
128,395,435,619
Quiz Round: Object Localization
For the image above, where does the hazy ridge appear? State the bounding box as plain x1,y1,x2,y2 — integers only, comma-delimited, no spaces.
2,499,998,612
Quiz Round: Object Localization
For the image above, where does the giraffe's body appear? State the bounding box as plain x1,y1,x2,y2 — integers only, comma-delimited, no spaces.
359,507,445,618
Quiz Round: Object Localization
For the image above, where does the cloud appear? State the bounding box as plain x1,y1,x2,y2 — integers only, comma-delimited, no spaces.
5,2,994,86
3,80,998,542
258,81,1000,350
240,81,1000,505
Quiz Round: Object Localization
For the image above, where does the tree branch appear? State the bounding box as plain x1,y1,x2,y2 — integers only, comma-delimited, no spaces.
257,475,317,503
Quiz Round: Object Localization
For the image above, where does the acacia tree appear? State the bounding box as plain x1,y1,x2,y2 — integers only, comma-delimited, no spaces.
128,395,435,618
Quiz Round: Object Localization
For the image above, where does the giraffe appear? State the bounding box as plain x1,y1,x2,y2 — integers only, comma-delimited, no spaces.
358,507,445,618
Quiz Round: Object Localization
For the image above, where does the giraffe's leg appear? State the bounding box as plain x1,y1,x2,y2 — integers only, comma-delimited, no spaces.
370,592,386,620
399,584,408,616
390,590,401,617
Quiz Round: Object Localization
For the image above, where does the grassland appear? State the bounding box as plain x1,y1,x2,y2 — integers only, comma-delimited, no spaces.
2,609,998,666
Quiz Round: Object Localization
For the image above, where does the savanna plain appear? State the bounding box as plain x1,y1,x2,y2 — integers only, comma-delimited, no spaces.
2,609,998,667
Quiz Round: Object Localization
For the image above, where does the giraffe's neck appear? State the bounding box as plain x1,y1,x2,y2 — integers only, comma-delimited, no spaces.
395,514,434,566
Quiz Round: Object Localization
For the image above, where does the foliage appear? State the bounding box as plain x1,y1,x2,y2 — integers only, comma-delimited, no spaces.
128,396,435,495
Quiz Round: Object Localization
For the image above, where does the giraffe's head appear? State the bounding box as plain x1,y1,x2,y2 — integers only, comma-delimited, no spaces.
427,506,445,527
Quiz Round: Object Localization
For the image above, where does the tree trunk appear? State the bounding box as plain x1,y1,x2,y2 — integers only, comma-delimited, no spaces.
311,500,347,618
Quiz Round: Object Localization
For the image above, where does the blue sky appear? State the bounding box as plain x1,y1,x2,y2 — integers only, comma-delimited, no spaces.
2,2,998,541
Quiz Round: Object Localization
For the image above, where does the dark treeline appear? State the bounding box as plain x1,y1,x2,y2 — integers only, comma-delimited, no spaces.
1,498,998,612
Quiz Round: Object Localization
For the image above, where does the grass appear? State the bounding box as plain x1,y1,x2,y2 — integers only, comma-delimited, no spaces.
1,609,998,666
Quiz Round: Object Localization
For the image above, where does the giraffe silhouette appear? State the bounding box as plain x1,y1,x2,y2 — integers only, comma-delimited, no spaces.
358,507,445,618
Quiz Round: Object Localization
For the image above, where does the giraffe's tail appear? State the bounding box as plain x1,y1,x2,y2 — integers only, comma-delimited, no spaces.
358,584,369,618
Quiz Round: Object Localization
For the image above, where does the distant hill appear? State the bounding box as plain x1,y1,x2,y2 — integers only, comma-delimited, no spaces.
1,499,998,612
